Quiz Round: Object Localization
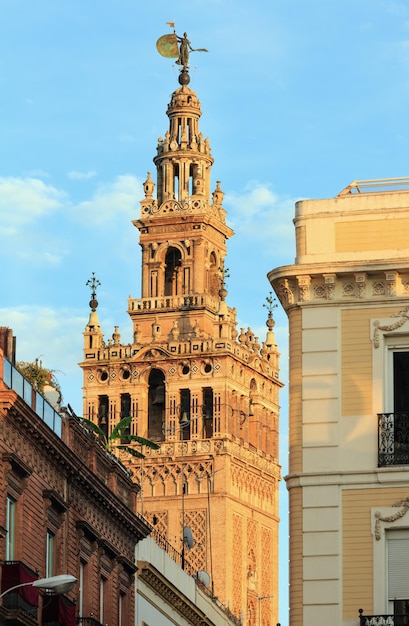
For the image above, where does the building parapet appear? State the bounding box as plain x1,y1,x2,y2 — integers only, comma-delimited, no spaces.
128,293,220,313
1,355,62,437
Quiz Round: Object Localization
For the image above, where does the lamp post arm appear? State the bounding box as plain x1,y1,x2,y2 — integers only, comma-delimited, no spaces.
0,574,77,599
0,581,36,599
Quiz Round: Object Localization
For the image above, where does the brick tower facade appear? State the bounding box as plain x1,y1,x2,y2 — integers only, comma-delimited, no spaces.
80,61,281,625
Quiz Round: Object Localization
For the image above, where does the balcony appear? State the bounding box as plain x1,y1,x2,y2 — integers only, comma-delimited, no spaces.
42,594,76,626
378,413,409,466
77,619,104,626
359,609,409,625
127,293,219,314
0,561,39,623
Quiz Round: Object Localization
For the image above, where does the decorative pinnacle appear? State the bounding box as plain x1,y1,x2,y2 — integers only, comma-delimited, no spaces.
86,272,101,311
263,291,278,329
263,291,278,316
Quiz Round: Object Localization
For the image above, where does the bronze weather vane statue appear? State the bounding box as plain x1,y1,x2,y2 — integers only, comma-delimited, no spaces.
156,22,208,84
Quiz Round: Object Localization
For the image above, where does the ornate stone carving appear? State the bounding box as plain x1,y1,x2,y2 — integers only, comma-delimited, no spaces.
277,278,294,306
314,284,326,299
296,275,311,302
373,306,409,348
374,498,409,540
373,281,385,296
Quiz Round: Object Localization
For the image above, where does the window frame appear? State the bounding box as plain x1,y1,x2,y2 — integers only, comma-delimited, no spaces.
385,343,409,413
371,312,409,415
46,529,55,578
372,504,409,614
5,495,16,561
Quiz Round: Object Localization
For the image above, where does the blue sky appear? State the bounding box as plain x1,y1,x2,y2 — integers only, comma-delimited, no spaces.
1,1,409,623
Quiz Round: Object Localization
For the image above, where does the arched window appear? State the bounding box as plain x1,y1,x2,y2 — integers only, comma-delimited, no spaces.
148,369,165,441
203,387,214,438
164,247,182,296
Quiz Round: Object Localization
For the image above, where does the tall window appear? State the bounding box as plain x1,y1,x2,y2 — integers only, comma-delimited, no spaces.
100,577,105,623
79,562,84,617
180,389,191,440
98,394,109,438
6,496,15,560
46,530,54,577
148,369,165,441
164,247,182,296
203,387,213,438
120,393,131,419
119,592,128,626
393,351,409,412
387,529,409,616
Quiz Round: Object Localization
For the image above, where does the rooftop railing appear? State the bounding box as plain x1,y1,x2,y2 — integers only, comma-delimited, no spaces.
1,356,62,438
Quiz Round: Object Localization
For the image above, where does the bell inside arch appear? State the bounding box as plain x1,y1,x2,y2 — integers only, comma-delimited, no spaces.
152,384,165,405
180,410,190,425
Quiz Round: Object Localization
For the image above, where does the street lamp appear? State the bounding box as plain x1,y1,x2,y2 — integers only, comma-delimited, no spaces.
0,574,77,599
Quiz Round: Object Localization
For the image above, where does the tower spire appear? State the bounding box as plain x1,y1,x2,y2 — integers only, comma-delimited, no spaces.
134,51,233,316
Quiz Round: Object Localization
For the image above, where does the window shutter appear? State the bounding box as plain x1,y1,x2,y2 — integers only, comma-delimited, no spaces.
388,534,409,599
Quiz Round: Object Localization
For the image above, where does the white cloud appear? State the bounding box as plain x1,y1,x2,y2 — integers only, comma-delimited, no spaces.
224,181,297,259
0,177,65,235
73,174,141,224
0,306,86,410
68,170,97,180
25,169,50,179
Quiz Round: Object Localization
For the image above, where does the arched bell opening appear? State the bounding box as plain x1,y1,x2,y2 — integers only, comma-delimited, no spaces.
164,246,182,296
203,387,214,439
180,388,191,440
98,394,109,439
148,369,166,441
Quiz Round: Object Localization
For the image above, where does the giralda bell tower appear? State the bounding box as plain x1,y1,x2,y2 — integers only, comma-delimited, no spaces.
80,31,282,625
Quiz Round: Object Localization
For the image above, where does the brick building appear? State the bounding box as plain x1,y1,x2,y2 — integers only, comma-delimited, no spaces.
0,326,151,625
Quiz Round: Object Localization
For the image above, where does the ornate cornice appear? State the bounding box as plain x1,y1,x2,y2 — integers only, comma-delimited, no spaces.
270,265,409,311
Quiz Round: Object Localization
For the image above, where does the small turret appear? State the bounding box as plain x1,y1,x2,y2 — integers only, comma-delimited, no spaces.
84,272,104,350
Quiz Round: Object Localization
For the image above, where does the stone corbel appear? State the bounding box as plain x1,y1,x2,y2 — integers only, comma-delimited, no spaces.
323,273,336,300
277,278,294,306
385,270,401,297
354,272,367,298
296,275,311,302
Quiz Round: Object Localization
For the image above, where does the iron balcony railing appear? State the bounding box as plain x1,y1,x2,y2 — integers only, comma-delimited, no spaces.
77,618,104,626
359,609,409,625
378,412,409,466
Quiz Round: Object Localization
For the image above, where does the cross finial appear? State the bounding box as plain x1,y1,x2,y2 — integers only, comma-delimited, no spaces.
86,272,101,311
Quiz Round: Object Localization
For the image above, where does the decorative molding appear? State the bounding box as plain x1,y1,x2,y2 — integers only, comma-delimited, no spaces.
373,306,409,348
374,498,409,540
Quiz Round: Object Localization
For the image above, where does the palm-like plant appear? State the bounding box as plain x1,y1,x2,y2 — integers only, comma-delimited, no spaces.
81,415,159,459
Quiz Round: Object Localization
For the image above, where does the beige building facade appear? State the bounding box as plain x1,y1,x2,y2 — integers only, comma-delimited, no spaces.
80,67,282,624
269,178,409,626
